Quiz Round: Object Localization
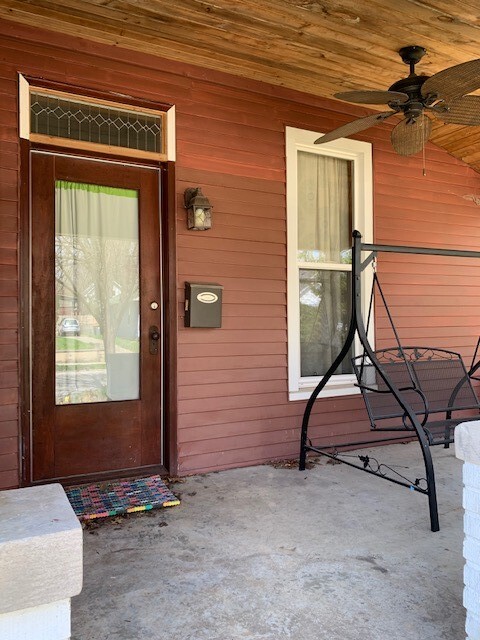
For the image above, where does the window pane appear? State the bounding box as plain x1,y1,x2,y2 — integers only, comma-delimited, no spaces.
31,91,163,153
55,181,140,405
297,151,352,264
299,269,353,377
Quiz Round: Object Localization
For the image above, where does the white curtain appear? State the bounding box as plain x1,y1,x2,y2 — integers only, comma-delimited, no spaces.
55,181,140,404
297,151,351,262
297,153,353,376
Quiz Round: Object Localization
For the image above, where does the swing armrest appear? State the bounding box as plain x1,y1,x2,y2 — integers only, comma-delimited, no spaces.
355,383,429,427
401,386,429,428
354,383,421,395
354,383,392,394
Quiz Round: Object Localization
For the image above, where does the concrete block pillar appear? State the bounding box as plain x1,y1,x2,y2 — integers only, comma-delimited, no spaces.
0,483,83,640
456,421,480,640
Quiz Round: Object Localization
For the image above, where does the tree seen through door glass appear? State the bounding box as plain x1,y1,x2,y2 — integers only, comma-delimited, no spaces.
55,181,140,404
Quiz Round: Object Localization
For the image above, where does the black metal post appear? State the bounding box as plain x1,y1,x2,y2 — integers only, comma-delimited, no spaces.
353,235,439,532
469,358,480,379
362,242,480,260
299,230,440,532
298,231,360,470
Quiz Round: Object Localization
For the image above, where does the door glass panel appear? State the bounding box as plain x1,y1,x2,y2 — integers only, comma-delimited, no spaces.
55,181,140,405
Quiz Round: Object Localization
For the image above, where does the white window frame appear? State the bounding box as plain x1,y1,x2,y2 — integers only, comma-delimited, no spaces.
286,126,374,401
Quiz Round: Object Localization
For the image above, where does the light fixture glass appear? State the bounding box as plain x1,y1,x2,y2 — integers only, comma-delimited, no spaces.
184,187,212,230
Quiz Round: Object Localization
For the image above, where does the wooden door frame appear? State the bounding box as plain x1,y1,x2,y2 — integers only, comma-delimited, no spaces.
19,140,178,485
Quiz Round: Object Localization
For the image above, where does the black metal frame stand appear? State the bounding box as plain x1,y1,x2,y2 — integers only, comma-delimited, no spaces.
469,337,480,380
299,230,480,532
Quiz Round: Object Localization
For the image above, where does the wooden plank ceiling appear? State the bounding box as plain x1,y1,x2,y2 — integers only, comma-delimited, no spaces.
2,0,480,170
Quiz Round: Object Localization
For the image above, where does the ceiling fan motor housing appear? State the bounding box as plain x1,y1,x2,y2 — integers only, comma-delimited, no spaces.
388,75,430,119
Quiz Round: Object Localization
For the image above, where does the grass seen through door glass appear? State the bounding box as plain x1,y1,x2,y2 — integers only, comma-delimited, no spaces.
56,337,98,351
56,336,139,352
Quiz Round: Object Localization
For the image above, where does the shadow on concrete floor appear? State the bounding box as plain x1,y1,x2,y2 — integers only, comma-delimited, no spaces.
72,442,465,640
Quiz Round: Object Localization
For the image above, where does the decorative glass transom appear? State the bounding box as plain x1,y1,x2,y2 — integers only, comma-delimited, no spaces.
29,90,165,155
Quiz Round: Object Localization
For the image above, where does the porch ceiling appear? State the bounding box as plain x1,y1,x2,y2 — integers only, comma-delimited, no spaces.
2,1,480,171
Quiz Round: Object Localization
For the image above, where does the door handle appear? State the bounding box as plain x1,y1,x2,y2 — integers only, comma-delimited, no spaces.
149,326,160,355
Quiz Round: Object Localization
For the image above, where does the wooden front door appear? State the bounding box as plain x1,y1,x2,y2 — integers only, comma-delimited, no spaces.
29,153,162,482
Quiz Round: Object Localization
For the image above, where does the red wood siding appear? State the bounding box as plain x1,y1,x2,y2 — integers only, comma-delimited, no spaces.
0,47,18,487
1,19,480,484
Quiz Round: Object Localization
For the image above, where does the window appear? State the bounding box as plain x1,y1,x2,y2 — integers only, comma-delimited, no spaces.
286,126,373,400
19,75,176,161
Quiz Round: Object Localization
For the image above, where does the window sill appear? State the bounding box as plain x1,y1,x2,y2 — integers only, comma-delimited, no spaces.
289,384,360,402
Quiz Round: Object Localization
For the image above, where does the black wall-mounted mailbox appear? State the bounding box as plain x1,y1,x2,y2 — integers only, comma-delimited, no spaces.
184,282,223,328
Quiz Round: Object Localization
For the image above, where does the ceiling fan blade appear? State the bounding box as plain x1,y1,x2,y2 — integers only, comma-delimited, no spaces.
334,90,409,105
421,58,480,102
391,115,432,156
434,96,480,126
315,111,396,144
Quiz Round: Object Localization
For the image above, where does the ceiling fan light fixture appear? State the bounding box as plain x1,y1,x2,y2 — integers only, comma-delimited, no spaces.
391,114,432,156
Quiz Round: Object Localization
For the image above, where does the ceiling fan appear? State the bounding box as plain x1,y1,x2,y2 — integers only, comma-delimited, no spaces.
315,46,480,156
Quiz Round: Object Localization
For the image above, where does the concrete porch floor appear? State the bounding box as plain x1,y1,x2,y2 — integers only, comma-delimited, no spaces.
71,442,465,640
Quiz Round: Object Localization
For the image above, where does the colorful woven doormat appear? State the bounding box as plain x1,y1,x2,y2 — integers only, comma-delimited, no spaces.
66,475,180,520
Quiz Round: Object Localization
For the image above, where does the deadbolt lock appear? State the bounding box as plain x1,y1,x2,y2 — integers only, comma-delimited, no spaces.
149,325,160,355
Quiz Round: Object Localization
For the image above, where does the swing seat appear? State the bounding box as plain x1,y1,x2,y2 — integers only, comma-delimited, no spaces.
352,347,480,446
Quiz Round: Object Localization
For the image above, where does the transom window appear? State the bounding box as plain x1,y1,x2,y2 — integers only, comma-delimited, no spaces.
19,75,176,161
286,127,373,400
30,90,163,154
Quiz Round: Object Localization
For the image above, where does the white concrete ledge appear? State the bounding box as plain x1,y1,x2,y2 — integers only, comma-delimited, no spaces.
0,600,71,640
456,422,480,640
467,612,480,640
455,421,480,465
0,483,83,616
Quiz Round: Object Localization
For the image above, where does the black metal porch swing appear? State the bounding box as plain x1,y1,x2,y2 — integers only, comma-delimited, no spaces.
299,230,480,532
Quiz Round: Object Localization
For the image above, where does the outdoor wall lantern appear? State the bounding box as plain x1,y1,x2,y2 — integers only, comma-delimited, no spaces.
184,187,213,231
